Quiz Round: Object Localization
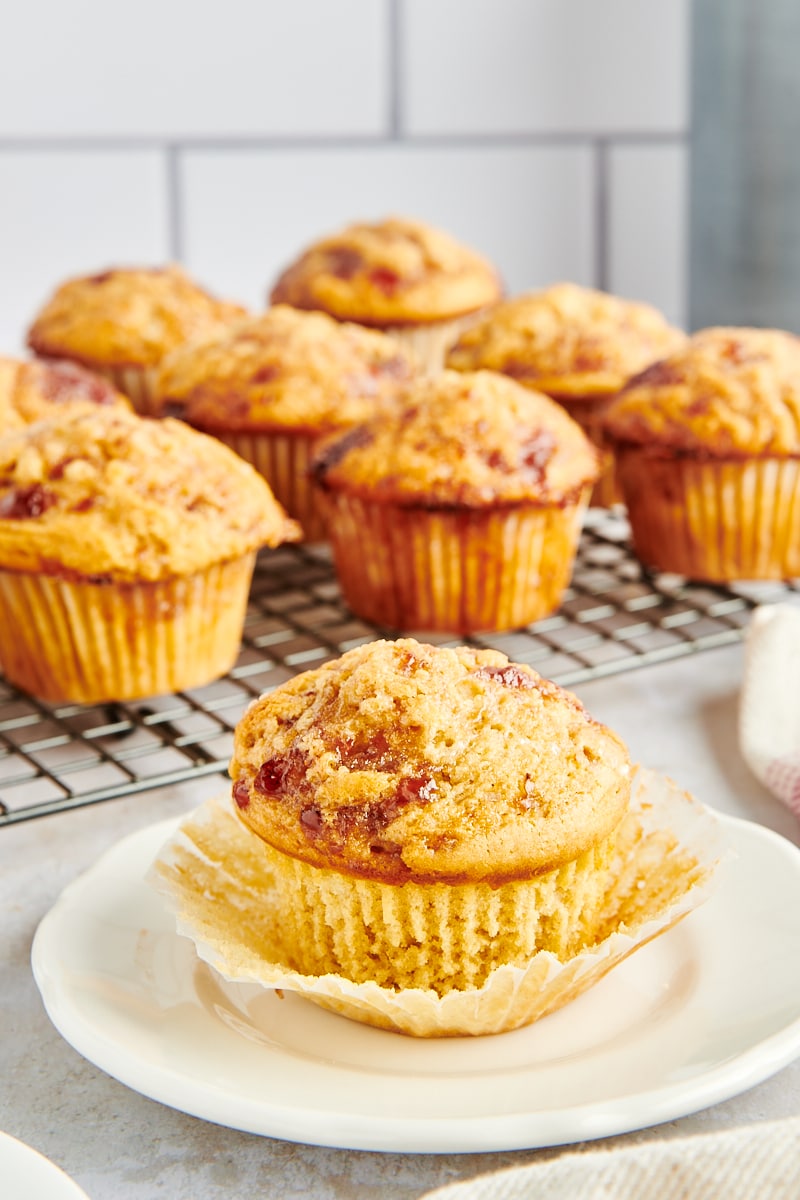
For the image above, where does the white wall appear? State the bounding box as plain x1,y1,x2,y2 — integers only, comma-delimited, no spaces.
0,0,689,351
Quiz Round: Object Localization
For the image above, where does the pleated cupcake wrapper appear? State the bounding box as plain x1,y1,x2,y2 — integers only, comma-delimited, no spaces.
617,451,800,581
558,393,622,508
216,429,323,542
149,767,725,1038
0,553,255,704
92,364,158,415
387,312,486,375
319,491,589,632
242,831,617,992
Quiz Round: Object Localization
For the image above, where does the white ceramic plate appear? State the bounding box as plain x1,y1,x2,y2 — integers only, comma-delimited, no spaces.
0,1130,89,1200
32,812,800,1154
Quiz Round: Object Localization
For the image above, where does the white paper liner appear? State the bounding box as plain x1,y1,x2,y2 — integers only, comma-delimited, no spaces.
149,767,725,1038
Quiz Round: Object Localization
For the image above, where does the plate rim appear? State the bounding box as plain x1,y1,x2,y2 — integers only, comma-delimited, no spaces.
31,810,800,1154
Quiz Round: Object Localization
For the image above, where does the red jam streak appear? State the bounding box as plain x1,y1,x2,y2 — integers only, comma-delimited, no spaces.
0,483,57,519
327,247,364,280
474,664,536,689
232,778,250,809
368,267,401,294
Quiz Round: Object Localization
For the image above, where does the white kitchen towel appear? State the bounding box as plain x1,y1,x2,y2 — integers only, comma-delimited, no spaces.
420,1117,800,1200
740,604,800,817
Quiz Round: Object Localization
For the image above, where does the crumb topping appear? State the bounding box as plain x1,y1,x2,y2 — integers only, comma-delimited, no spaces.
604,326,800,456
27,264,247,368
446,283,685,397
231,638,631,883
270,217,502,326
151,305,416,433
0,355,129,434
0,407,300,581
311,370,598,507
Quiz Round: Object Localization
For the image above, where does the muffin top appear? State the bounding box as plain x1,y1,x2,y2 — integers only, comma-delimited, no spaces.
270,217,502,327
446,283,685,398
311,370,598,508
151,305,416,434
27,265,247,369
0,407,300,583
604,326,800,457
0,356,130,434
231,638,631,885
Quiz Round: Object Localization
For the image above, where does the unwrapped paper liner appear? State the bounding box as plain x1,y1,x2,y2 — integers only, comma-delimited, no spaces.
149,768,725,1038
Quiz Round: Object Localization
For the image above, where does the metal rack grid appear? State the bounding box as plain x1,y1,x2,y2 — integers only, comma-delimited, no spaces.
2,508,799,827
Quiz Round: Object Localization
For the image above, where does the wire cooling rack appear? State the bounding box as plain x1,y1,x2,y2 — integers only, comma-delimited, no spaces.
2,508,799,826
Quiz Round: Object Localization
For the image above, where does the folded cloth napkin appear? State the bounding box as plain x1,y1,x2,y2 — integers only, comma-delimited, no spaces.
740,603,800,817
419,1117,800,1200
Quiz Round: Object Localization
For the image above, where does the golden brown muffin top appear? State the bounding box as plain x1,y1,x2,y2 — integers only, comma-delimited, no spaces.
0,407,300,583
311,370,598,508
446,283,685,398
231,638,631,885
151,305,416,434
270,216,502,327
27,264,248,369
0,355,130,434
604,326,800,457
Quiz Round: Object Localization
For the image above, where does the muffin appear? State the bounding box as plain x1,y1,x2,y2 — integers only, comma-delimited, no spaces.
603,326,800,581
270,216,502,372
0,407,300,703
0,355,130,433
446,283,685,505
27,265,247,414
311,370,598,632
230,638,632,994
151,305,416,541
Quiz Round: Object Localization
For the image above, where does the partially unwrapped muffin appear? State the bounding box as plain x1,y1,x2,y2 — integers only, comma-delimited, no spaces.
153,638,722,1036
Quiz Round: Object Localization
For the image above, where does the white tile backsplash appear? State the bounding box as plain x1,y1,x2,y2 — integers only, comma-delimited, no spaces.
0,152,169,353
0,3,689,358
607,144,688,328
402,0,689,136
179,145,595,311
0,1,387,138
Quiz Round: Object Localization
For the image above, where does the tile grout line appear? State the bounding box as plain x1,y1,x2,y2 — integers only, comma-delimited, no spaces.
594,138,610,292
0,131,689,152
165,144,183,262
387,0,402,140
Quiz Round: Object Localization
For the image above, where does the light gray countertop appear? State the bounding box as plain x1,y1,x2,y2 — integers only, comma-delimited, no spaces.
2,643,799,1199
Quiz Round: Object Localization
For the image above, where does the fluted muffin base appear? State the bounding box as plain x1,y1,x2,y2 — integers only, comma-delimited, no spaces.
616,451,800,581
216,430,325,543
0,554,256,703
318,491,589,633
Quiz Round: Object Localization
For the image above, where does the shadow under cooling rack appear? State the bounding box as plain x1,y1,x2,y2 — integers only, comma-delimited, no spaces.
2,509,799,826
